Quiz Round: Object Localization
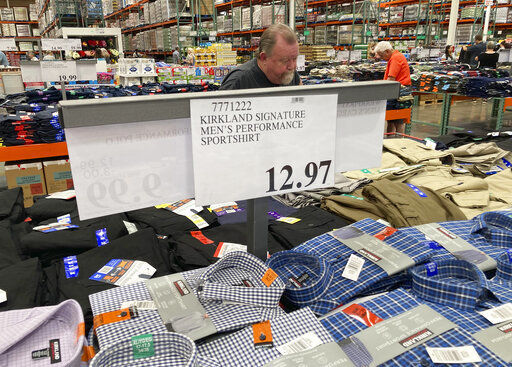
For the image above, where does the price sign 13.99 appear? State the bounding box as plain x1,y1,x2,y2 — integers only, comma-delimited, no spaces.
190,94,338,205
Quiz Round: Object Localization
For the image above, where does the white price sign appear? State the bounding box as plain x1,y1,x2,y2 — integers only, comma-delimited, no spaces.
65,119,194,220
485,0,493,5
41,38,82,51
41,61,78,82
297,54,305,71
190,95,337,205
0,38,17,51
337,50,349,61
326,49,335,57
350,50,362,61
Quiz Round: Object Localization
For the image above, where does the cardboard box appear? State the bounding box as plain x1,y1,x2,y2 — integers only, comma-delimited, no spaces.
43,159,74,194
5,162,46,207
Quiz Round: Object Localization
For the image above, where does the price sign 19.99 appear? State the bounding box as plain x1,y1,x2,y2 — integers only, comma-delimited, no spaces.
41,61,78,82
190,94,338,205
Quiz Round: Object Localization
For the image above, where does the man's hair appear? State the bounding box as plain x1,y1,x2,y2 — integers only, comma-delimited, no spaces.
475,34,483,42
487,41,495,50
374,41,393,55
257,24,297,58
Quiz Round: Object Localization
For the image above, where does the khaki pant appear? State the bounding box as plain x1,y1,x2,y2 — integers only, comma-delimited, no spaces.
383,138,454,166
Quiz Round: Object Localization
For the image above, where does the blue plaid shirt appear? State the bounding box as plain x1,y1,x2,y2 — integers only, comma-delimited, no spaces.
320,288,508,366
472,210,512,248
266,218,433,315
90,332,219,366
89,252,286,349
495,251,512,283
197,307,335,367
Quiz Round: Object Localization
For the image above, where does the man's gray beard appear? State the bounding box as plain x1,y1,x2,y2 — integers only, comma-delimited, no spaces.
280,70,295,85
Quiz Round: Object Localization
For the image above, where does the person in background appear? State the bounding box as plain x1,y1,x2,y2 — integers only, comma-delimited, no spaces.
172,47,180,64
442,45,455,61
185,48,196,66
220,23,301,90
0,50,9,66
27,51,38,61
464,34,486,66
374,41,411,134
476,41,499,69
42,51,55,60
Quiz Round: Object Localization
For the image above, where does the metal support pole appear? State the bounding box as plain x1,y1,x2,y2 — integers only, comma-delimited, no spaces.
247,197,268,261
483,3,492,41
495,97,505,130
440,93,452,135
289,0,295,29
61,81,67,100
446,0,459,45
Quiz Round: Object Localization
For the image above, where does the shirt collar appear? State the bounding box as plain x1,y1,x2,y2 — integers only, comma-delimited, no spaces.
471,210,512,243
196,251,285,308
266,251,334,305
90,332,205,367
410,259,495,311
496,250,512,283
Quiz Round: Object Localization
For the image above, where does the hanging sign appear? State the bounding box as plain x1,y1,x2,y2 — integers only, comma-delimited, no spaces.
41,38,82,51
41,61,78,82
297,55,305,71
190,95,338,205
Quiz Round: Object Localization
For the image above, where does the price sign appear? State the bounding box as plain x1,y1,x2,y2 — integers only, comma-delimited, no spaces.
190,95,337,205
65,118,194,220
485,0,493,5
0,38,17,51
326,49,335,57
297,54,305,71
350,50,362,61
337,50,349,61
41,38,82,51
41,61,78,82
336,100,386,171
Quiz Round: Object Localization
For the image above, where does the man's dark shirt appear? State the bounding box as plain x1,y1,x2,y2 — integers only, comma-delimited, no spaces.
467,42,486,65
220,58,300,90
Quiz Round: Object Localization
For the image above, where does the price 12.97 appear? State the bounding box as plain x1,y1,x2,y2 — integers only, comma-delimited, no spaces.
266,160,332,193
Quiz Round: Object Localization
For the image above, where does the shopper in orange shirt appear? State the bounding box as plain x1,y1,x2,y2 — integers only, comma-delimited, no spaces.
374,41,412,134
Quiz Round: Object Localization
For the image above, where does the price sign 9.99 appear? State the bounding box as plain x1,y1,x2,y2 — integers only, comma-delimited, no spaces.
65,119,195,220
190,94,338,205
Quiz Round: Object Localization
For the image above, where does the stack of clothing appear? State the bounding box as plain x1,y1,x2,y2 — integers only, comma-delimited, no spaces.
458,77,512,98
0,82,220,146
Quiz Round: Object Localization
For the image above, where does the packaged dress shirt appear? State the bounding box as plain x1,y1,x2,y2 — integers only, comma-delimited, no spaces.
0,299,85,366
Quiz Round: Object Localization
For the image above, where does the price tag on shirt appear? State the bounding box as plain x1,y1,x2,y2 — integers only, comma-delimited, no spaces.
478,303,512,324
0,38,17,51
341,254,365,281
89,259,156,286
190,95,337,205
276,332,323,355
41,61,78,82
426,346,481,364
214,242,247,258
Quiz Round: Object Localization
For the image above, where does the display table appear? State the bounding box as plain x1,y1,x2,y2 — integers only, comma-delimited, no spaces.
412,91,512,134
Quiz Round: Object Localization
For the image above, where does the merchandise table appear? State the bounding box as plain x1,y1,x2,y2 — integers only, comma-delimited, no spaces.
412,91,512,134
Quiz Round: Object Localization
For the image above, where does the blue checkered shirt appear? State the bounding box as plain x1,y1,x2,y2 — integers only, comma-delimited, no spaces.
89,252,285,349
266,218,432,315
90,332,219,366
472,209,512,247
320,288,508,366
495,251,512,283
197,307,335,367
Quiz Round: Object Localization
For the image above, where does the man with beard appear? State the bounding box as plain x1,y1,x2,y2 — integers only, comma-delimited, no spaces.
220,24,301,90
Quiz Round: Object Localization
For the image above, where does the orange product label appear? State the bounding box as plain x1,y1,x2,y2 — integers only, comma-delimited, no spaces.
261,268,278,287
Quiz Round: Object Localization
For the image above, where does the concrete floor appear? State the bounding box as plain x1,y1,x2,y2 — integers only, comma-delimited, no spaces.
409,99,512,139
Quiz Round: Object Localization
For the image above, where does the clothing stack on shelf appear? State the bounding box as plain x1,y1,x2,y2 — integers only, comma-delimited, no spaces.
0,83,219,146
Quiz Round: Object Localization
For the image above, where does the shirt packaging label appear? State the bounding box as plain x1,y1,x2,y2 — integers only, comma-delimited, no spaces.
330,226,415,276
33,222,79,233
89,259,156,286
132,334,155,360
63,255,79,278
214,242,247,258
265,305,456,367
210,201,243,216
146,273,218,340
415,224,497,271
95,228,109,246
473,319,512,362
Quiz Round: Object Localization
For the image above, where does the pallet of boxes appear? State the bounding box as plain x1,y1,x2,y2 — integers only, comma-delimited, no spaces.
5,159,74,207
